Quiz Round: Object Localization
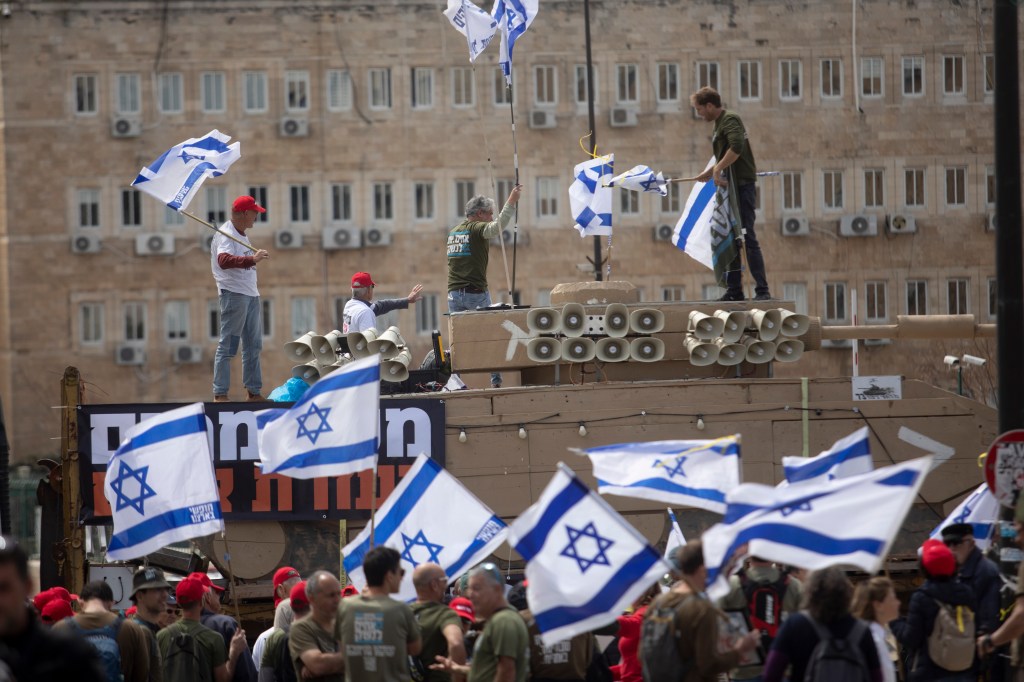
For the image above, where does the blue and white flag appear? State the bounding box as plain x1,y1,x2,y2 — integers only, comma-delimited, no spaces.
702,456,932,600
443,0,499,62
606,165,668,197
104,403,223,561
342,454,507,602
782,427,872,487
575,436,742,514
672,157,715,270
509,463,670,646
664,508,687,564
929,483,999,552
570,155,614,238
257,355,380,479
492,0,538,84
131,130,241,211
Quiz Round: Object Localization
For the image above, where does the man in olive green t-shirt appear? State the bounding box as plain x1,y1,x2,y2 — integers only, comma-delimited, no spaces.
157,577,246,682
412,562,466,681
289,571,345,682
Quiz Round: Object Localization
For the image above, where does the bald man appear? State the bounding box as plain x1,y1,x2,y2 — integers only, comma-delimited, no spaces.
411,563,466,682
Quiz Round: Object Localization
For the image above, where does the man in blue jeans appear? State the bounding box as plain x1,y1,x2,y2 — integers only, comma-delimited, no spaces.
212,195,270,402
446,185,522,388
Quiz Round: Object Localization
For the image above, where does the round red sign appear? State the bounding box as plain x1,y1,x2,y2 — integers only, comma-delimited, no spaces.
984,430,1024,508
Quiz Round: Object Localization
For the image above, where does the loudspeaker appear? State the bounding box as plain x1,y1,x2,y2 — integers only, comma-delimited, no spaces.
747,308,782,342
284,331,317,363
778,310,810,338
688,311,726,341
630,308,665,334
561,337,596,363
527,337,562,363
292,360,325,384
381,348,413,382
774,339,804,362
561,303,586,338
603,304,630,338
347,328,380,359
370,326,405,359
742,336,776,364
311,330,344,364
596,337,631,362
714,339,746,366
630,337,665,363
714,310,747,343
527,308,562,334
684,335,720,367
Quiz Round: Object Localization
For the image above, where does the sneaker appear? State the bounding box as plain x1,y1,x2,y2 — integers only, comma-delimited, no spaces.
717,292,745,302
246,392,267,402
753,293,773,301
213,395,229,403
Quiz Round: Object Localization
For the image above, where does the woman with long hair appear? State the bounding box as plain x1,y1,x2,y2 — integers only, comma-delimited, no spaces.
852,577,901,682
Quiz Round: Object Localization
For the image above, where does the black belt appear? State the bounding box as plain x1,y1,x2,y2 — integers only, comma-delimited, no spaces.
452,286,486,294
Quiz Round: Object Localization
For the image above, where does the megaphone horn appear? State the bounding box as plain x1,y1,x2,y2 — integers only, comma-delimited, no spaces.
561,337,596,362
291,360,324,385
371,326,406,359
714,338,746,366
741,335,776,364
347,327,380,359
603,303,630,338
630,337,665,363
778,310,810,338
527,307,562,334
775,339,804,362
284,331,318,363
688,310,726,341
684,335,719,367
381,348,413,382
630,308,665,334
596,337,631,362
714,310,747,343
561,303,586,338
527,337,562,363
747,308,782,342
311,329,344,364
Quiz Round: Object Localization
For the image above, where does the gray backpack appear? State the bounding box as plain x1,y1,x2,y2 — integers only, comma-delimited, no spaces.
804,616,870,682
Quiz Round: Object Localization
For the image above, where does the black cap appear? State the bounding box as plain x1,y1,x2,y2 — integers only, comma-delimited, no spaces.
941,522,974,543
131,566,171,597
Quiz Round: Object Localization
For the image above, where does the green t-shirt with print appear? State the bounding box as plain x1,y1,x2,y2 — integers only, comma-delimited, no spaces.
338,594,420,682
468,607,529,682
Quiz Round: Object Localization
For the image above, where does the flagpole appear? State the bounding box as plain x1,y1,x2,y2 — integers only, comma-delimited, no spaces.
180,210,256,253
368,459,379,549
506,79,520,302
219,529,243,625
583,0,602,282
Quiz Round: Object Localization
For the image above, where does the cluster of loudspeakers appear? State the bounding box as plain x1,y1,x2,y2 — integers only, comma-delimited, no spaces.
283,325,412,385
524,303,668,364
684,308,809,367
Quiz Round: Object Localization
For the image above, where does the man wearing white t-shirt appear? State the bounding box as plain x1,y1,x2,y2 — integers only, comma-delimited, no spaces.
211,195,270,402
342,271,423,334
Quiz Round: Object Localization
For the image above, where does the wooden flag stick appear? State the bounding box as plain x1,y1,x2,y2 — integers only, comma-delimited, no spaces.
368,460,380,549
181,210,256,253
219,529,243,625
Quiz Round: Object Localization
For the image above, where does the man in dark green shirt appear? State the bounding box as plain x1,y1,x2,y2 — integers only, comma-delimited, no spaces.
157,577,247,682
412,562,466,681
691,86,772,302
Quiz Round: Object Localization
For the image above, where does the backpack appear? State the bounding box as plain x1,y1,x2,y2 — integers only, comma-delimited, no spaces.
638,592,693,682
804,616,870,682
164,625,214,682
67,616,124,682
739,570,790,649
926,599,976,672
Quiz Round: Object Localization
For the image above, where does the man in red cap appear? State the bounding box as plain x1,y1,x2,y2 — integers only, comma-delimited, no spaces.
211,194,270,403
342,271,423,334
157,577,247,682
187,572,258,682
272,566,302,631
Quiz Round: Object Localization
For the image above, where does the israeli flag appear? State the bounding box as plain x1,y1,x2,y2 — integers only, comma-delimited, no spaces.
256,355,380,479
443,0,499,62
342,454,507,602
672,157,716,270
929,483,999,552
570,155,614,238
105,403,223,561
131,130,241,211
702,456,932,600
664,508,687,564
782,427,873,487
492,0,538,84
606,165,668,196
575,436,742,514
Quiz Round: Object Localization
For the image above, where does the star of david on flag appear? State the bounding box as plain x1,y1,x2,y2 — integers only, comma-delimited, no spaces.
570,155,614,238
492,0,539,84
131,130,241,211
256,355,380,479
929,483,999,552
781,427,872,487
575,436,742,514
104,402,224,561
509,463,670,646
342,454,507,602
606,165,668,196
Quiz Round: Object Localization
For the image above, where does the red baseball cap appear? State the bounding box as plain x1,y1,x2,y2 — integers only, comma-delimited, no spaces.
921,538,956,578
50,587,72,602
233,195,266,214
176,577,207,606
125,605,138,617
32,589,57,612
342,584,360,598
351,272,375,288
449,597,475,623
273,567,300,606
289,581,310,610
187,571,225,593
40,599,74,623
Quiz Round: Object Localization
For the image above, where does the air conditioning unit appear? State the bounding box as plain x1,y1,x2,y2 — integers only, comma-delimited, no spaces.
275,229,302,249
653,224,675,242
322,226,361,250
987,212,997,233
172,345,203,364
529,109,556,129
780,216,809,236
200,233,215,253
279,117,309,138
71,234,101,254
135,233,175,256
609,107,638,128
886,214,917,235
838,214,878,237
363,227,392,247
491,227,528,246
820,338,852,349
111,117,142,138
115,344,146,366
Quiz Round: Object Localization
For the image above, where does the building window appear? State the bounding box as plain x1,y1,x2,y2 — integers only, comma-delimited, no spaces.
121,189,142,227
374,182,393,221
902,56,924,96
80,303,104,344
863,169,884,209
158,73,183,114
243,71,267,113
695,61,719,90
820,59,843,98
290,185,310,223
782,172,803,211
416,294,440,335
414,182,435,220
74,74,98,114
165,300,190,341
369,68,392,110
906,280,928,315
738,60,761,101
947,278,970,314
536,177,559,218
291,297,316,337
619,191,639,216
943,55,965,96
616,64,638,104
493,67,511,106
904,168,925,208
248,185,269,223
495,179,516,207
115,73,141,115
945,166,967,207
534,65,557,106
861,57,883,97
326,70,352,111
574,65,598,106
285,71,310,112
983,54,994,95
200,72,226,113
455,180,476,217
262,299,274,339
986,166,996,206
823,170,844,209
865,281,888,322
207,299,220,339
662,286,685,302
661,181,682,215
206,186,227,225
824,282,847,323
78,189,101,228
164,206,185,227
783,282,808,314
451,67,475,107
411,67,434,109
779,60,802,100
988,277,997,319
124,302,147,342
330,184,352,222
655,63,679,104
